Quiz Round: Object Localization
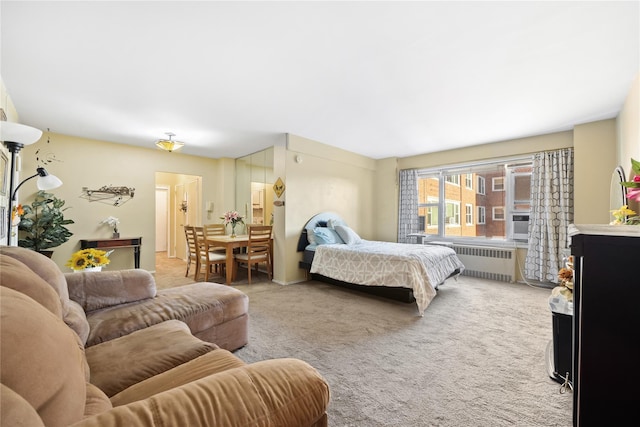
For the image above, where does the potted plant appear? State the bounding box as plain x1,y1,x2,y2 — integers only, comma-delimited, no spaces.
16,190,74,255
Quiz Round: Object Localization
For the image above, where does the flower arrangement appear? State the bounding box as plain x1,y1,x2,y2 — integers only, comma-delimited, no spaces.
101,216,120,237
11,204,24,227
610,205,640,225
220,210,244,237
65,248,112,271
621,158,640,203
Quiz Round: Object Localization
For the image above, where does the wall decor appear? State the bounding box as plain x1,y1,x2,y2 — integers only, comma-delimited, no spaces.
81,185,135,206
273,177,285,198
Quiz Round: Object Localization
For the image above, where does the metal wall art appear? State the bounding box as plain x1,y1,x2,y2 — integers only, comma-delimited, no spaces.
81,185,135,206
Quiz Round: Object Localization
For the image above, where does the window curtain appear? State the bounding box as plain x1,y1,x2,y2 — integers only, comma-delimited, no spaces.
397,169,418,243
524,148,574,283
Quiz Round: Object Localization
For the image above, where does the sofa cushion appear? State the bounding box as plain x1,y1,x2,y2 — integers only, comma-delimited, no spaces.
0,246,71,315
0,384,46,427
85,282,249,348
0,254,62,317
65,269,156,312
110,348,246,406
67,299,91,345
114,358,330,427
86,320,219,397
84,383,112,418
0,287,87,427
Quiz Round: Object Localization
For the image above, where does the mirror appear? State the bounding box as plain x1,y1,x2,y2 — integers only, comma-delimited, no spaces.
610,165,627,211
236,147,274,228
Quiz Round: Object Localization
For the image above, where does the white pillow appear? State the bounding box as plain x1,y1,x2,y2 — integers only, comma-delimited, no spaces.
334,225,362,245
313,227,345,245
327,218,346,229
306,228,317,245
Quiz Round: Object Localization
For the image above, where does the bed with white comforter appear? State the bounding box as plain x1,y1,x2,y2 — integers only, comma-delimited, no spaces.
310,240,464,315
298,212,465,315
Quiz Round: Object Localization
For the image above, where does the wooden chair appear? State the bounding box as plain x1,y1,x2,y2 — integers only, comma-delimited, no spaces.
184,225,200,279
233,225,272,284
195,226,228,282
185,225,227,282
203,223,226,254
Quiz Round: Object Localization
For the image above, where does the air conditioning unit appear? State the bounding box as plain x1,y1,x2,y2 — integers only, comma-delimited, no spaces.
512,214,529,241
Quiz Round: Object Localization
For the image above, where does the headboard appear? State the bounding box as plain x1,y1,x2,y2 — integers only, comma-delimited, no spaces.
296,211,346,252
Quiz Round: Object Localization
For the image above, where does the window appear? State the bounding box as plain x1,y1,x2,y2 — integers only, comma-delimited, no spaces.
407,155,533,242
477,206,486,224
477,176,485,195
492,177,505,191
446,202,460,226
445,174,459,185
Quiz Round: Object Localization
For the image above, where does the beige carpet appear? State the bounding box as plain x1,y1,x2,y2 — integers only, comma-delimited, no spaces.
155,253,573,426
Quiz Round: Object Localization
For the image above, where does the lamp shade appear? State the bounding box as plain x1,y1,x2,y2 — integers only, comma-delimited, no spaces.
155,132,184,152
0,121,43,145
36,169,63,190
155,139,185,152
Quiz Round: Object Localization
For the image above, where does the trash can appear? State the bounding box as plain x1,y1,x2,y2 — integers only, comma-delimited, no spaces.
547,289,573,386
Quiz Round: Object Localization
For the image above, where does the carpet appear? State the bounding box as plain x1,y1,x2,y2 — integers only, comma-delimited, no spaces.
232,277,573,427
153,253,572,425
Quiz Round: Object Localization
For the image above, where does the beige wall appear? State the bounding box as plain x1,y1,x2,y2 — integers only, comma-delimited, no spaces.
281,134,377,284
18,133,232,272
573,119,618,224
617,71,640,214
618,72,640,169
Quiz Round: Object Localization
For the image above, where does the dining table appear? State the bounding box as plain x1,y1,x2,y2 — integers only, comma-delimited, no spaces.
205,234,273,284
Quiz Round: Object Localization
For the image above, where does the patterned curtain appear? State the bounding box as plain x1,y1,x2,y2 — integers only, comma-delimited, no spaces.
397,169,419,243
524,148,574,283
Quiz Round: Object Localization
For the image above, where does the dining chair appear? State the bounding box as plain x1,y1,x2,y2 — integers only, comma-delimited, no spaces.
203,223,227,254
184,225,200,279
193,226,227,282
233,225,272,284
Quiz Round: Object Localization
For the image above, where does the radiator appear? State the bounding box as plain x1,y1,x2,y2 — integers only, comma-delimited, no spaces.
450,244,516,283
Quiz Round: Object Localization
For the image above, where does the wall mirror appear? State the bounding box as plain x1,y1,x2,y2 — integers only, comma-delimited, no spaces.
610,165,627,212
236,147,274,228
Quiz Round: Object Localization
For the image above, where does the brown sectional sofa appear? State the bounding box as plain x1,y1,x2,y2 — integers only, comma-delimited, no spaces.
0,247,330,426
0,246,248,351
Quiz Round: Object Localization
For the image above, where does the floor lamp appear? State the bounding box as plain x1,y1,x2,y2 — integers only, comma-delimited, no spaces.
1,121,62,245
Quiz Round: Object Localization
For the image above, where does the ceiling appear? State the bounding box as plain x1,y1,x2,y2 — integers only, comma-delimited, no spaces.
1,1,638,160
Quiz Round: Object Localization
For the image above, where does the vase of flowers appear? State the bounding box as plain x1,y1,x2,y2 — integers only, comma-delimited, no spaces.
221,210,244,238
66,248,112,272
101,216,120,238
621,158,640,202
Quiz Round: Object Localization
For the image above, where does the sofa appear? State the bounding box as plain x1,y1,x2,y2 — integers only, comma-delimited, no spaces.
0,246,248,351
0,249,331,426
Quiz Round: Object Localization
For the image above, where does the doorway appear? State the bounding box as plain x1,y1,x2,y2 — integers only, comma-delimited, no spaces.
155,172,202,260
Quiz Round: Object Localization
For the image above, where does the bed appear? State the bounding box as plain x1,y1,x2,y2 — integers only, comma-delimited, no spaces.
297,212,465,315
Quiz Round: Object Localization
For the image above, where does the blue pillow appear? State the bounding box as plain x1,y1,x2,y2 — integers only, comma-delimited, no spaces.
313,227,345,245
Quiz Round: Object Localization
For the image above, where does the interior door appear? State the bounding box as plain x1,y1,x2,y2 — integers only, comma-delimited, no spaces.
155,187,169,252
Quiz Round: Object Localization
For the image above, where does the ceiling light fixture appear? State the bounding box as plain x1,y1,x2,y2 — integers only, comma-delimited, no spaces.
155,132,184,152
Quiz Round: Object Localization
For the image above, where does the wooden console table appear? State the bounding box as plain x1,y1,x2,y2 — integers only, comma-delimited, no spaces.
80,237,142,268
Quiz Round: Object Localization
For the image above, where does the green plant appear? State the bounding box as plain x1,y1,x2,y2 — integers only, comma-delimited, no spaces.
17,190,74,251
